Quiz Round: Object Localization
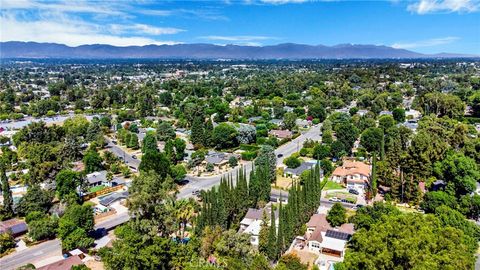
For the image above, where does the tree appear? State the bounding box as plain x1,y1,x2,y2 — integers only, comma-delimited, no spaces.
338,213,476,270
255,145,277,183
308,104,326,122
283,112,297,131
127,133,139,149
213,123,238,149
170,164,187,182
392,108,406,123
434,152,479,196
16,185,53,216
63,116,89,138
142,132,158,154
335,122,358,154
378,115,395,132
229,156,238,167
190,117,204,147
320,159,333,176
27,214,57,241
100,224,173,270
1,162,14,217
139,151,171,178
0,232,15,254
236,124,256,145
313,144,330,160
284,156,301,169
55,169,82,200
360,127,383,153
322,130,333,145
157,121,176,142
58,203,95,250
128,171,176,235
267,207,277,260
420,191,458,213
327,203,346,227
61,228,94,250
86,120,101,142
83,148,103,174
276,254,308,270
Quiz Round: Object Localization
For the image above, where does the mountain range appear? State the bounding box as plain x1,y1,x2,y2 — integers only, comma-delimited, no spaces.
0,41,476,59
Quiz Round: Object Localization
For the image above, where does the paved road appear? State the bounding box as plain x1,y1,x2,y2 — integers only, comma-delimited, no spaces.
0,239,62,270
275,124,322,166
105,138,140,169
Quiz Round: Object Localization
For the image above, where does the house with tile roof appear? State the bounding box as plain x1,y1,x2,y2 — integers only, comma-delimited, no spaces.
331,159,371,191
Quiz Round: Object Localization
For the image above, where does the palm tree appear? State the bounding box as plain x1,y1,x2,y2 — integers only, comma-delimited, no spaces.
174,198,197,239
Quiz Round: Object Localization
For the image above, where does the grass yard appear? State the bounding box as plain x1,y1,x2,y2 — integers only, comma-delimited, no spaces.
89,185,106,193
323,180,344,190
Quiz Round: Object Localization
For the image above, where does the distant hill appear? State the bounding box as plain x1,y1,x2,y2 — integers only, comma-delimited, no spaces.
0,41,476,59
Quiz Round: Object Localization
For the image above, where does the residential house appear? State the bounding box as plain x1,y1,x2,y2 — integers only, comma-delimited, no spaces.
0,218,28,237
248,116,263,124
284,161,317,178
379,110,393,116
305,214,354,258
37,255,84,270
204,151,240,173
269,129,293,140
331,159,371,191
240,204,279,247
86,170,108,188
405,109,421,119
269,119,284,127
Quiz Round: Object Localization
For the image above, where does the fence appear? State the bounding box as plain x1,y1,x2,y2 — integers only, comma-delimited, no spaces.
82,184,124,201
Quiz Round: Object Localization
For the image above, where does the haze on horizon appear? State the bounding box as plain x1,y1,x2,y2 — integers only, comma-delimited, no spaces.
1,0,479,55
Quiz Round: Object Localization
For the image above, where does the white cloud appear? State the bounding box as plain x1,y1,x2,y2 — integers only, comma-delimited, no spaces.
1,0,129,16
392,37,460,49
407,0,479,14
137,9,228,21
110,24,184,36
0,13,180,46
200,35,275,41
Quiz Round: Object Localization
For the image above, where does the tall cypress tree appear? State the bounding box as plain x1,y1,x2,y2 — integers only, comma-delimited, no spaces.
370,153,378,197
1,162,14,217
190,117,204,147
276,197,284,255
203,119,214,147
267,206,277,260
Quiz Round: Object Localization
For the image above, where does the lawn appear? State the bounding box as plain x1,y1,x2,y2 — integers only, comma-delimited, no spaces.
323,180,344,190
89,185,106,193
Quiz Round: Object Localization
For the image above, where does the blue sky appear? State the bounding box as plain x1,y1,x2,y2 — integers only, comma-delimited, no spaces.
1,0,479,54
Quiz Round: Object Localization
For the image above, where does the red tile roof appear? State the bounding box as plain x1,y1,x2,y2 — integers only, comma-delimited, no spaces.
37,255,83,270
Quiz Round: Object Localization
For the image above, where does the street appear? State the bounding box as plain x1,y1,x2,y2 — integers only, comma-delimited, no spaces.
105,137,140,169
0,239,62,270
275,124,321,166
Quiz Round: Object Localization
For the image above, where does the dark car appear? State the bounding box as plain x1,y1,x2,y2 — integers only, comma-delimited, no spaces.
277,154,284,158
348,189,359,195
112,140,117,145
132,155,137,159
177,179,189,186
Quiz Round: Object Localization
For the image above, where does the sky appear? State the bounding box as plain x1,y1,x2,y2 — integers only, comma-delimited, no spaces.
1,0,479,54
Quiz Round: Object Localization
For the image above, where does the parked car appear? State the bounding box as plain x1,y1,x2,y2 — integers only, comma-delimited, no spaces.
112,140,117,145
277,154,283,158
329,197,341,202
132,155,137,159
348,189,359,195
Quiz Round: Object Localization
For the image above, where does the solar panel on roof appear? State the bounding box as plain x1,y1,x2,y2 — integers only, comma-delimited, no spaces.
325,230,351,240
